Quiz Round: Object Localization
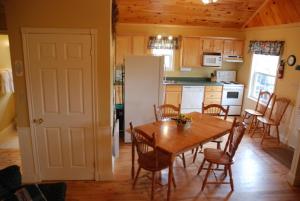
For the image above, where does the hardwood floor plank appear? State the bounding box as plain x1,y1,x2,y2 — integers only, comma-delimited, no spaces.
1,133,300,200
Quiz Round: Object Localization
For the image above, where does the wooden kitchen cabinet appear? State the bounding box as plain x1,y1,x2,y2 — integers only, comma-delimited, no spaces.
181,37,203,67
223,39,244,57
233,40,244,56
213,39,224,53
202,39,224,53
164,85,182,106
116,35,147,66
204,86,223,105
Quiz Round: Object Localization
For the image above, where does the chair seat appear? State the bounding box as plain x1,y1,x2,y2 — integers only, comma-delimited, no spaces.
138,151,170,171
204,148,232,165
245,109,263,116
257,116,276,125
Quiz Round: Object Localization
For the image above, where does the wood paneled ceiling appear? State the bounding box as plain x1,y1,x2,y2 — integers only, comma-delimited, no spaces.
117,0,266,28
244,0,300,28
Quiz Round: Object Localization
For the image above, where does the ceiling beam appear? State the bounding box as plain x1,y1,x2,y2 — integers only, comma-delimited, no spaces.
242,0,271,29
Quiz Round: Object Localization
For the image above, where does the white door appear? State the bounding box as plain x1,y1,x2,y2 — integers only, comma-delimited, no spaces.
25,32,95,180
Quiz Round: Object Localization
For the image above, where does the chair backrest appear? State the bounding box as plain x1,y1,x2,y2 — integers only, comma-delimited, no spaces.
153,104,181,121
255,90,274,115
129,122,157,162
202,103,229,120
269,97,290,125
224,118,246,161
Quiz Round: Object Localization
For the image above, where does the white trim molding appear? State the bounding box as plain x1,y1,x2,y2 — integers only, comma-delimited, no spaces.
17,127,40,183
288,129,300,186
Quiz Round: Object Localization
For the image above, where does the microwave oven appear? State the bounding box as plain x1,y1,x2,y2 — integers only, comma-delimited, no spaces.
203,53,222,67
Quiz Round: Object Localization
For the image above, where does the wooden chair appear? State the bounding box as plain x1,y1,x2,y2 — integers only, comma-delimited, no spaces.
153,104,181,121
192,103,229,163
251,97,290,144
242,90,274,134
197,118,246,191
153,104,187,168
129,122,176,200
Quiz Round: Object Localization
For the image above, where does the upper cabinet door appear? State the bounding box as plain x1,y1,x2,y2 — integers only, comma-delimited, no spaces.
116,36,132,66
213,39,224,53
223,39,244,57
223,40,234,56
233,40,244,57
132,36,147,55
181,37,203,67
202,39,214,52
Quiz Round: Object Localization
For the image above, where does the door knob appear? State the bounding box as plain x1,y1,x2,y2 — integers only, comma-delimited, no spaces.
33,118,44,124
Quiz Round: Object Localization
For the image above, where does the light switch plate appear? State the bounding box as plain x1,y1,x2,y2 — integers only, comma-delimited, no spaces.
14,60,24,76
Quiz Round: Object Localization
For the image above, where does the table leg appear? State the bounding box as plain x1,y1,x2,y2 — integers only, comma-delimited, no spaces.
131,140,135,180
167,157,174,201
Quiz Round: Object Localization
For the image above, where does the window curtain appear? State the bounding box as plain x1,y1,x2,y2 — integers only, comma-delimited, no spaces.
147,36,180,49
249,41,285,56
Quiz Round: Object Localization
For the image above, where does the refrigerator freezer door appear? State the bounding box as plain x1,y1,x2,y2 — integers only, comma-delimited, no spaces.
124,56,164,143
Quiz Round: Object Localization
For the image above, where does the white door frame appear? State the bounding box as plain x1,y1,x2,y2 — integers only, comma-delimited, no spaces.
21,28,99,181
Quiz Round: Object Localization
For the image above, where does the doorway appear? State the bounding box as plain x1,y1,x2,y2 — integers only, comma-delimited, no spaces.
0,34,20,169
22,28,98,180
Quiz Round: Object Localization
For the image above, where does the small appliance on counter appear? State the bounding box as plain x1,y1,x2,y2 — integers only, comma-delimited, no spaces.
203,52,222,67
216,70,244,115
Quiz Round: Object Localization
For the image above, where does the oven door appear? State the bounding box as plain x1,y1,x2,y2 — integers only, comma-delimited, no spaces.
222,87,244,105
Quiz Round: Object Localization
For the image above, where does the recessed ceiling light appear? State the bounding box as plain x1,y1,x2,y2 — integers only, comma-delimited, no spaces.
157,35,162,39
202,0,218,4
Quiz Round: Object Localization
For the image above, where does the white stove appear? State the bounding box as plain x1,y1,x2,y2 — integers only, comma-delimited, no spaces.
217,71,244,115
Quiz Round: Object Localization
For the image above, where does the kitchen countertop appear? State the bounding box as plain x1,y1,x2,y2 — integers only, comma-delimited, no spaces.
163,77,223,86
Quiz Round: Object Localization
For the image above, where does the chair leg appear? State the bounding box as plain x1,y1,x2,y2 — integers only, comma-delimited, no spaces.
224,165,228,178
133,166,141,188
261,124,268,145
193,146,199,163
250,121,259,137
172,174,176,188
197,159,206,175
247,115,255,134
151,172,155,200
201,162,212,191
228,165,234,191
276,126,280,144
182,153,186,168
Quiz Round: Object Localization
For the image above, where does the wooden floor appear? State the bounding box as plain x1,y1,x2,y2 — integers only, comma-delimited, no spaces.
66,134,300,201
1,132,300,200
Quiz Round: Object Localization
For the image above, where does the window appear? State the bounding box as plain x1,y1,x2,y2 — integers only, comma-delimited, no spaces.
249,54,279,101
152,49,174,71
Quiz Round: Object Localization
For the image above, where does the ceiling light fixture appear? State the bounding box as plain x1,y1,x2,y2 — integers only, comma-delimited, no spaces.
202,0,218,4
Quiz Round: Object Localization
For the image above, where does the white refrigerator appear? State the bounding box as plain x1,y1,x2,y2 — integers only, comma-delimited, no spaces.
124,56,164,143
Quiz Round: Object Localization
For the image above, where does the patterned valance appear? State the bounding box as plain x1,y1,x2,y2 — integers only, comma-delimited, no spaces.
249,41,285,56
148,36,180,49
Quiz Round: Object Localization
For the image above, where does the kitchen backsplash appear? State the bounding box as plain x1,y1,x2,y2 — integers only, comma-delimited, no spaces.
165,62,240,78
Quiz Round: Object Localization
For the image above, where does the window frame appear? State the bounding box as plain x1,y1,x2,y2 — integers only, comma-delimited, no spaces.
248,54,280,102
151,48,175,72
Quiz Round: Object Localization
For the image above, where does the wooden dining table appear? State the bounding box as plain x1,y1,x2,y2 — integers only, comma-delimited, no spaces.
130,112,233,201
